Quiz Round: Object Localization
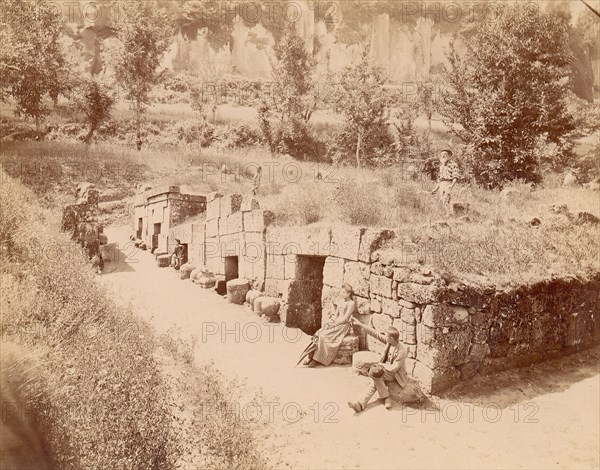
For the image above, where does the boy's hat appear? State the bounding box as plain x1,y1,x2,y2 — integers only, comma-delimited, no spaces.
368,364,385,378
440,147,453,155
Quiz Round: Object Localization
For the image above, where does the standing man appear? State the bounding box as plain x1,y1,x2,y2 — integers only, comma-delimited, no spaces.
252,166,262,196
431,147,460,216
172,239,184,271
347,326,408,412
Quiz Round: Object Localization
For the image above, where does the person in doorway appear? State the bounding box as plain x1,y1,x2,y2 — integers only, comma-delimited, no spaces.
172,239,184,271
431,147,460,216
305,283,356,368
347,326,408,412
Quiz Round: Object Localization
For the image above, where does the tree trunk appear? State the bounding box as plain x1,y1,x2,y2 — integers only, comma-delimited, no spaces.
355,132,362,169
83,127,94,144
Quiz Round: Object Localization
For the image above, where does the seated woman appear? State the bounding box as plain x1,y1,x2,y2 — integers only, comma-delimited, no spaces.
306,283,357,368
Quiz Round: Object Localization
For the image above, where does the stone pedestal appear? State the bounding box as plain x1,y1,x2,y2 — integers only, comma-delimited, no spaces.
156,254,170,268
351,350,381,375
333,334,359,365
227,279,250,304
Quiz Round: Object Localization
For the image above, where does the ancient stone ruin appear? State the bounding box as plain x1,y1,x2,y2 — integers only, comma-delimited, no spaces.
132,191,600,394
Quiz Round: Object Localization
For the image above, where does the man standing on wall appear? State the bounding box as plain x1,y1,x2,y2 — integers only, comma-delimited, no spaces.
431,148,460,216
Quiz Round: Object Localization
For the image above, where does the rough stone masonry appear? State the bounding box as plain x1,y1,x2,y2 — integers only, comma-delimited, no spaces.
158,192,600,395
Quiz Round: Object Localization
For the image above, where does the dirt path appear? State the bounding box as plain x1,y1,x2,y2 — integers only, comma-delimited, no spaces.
100,226,600,470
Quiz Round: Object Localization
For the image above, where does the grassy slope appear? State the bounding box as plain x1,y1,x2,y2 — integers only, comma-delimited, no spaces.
0,170,268,469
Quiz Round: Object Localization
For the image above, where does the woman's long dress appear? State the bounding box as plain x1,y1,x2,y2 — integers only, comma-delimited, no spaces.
312,301,353,366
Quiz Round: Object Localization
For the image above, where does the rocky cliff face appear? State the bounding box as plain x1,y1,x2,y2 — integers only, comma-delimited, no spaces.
59,0,596,99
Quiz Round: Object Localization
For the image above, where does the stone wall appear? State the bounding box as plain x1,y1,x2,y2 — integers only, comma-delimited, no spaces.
133,186,205,253
367,255,600,394
164,193,600,395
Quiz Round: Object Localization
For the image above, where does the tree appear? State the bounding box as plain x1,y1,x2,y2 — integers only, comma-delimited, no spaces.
258,22,318,159
331,47,392,168
436,3,576,188
114,0,173,150
76,78,114,144
0,0,69,134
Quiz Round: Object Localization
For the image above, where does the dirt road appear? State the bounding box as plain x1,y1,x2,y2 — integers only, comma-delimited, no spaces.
101,226,600,470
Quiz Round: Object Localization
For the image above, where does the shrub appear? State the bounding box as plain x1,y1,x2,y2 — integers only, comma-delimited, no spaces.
333,179,383,226
271,184,325,225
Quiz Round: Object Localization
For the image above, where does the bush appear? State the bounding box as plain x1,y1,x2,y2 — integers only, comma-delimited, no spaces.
271,183,325,225
333,179,383,226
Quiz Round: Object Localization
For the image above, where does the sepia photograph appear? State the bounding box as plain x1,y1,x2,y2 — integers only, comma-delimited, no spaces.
0,0,599,469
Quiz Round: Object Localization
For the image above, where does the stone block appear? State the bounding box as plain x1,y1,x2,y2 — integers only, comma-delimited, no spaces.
267,226,331,256
284,254,298,280
343,261,370,297
254,296,281,321
412,361,434,394
279,280,294,303
331,226,364,261
422,304,470,327
241,196,260,212
179,263,195,280
399,319,417,344
266,254,285,280
352,350,382,375
205,218,219,238
246,289,262,310
323,257,345,286
244,210,273,233
220,194,243,217
264,278,280,297
218,217,227,236
417,322,436,345
400,307,415,324
353,312,372,350
332,335,359,365
382,298,401,317
220,234,242,258
370,297,382,313
196,275,216,288
206,191,222,203
156,254,170,268
399,299,417,308
214,277,227,295
371,313,393,337
417,336,470,368
227,212,243,234
406,344,417,359
391,280,399,300
358,229,395,263
370,262,384,276
371,275,393,298
412,362,460,395
355,297,371,315
206,198,220,221
396,283,440,304
227,279,250,304
393,267,435,285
